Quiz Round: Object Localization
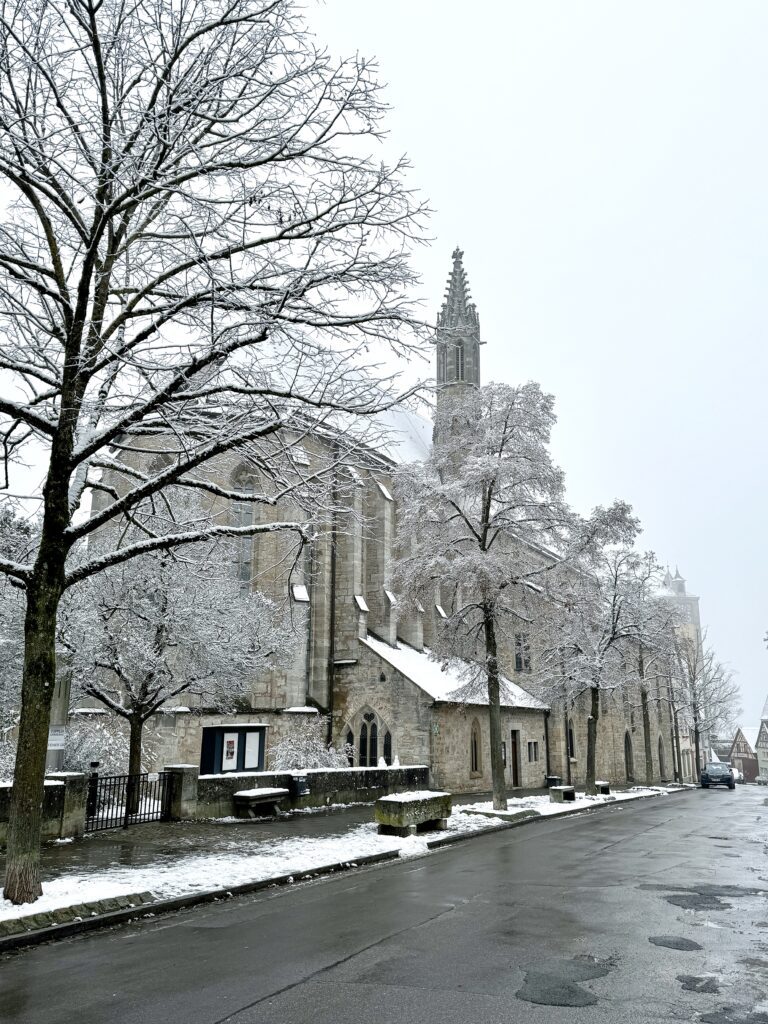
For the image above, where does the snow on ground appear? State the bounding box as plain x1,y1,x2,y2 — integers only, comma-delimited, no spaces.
0,808,505,922
456,786,675,819
0,787,678,922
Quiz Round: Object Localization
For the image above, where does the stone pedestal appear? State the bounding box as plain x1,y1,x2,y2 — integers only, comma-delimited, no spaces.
164,764,199,820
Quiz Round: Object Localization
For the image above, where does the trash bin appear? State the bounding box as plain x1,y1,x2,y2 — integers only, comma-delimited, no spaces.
290,774,310,798
545,775,561,788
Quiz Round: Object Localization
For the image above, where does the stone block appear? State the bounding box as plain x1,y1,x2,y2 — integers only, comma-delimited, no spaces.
25,913,54,930
375,790,452,836
0,918,26,936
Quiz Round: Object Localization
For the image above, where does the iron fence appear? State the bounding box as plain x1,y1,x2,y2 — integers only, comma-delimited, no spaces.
85,771,172,832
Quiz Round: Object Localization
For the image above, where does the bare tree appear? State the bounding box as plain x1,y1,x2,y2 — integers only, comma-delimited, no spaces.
394,382,634,810
61,545,295,786
268,713,352,771
0,0,427,903
616,552,678,786
533,545,651,795
674,632,741,775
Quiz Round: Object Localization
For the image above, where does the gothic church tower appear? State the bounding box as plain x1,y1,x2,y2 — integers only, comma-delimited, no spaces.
435,248,481,439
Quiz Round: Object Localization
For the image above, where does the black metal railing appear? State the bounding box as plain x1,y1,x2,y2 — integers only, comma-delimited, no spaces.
85,771,172,832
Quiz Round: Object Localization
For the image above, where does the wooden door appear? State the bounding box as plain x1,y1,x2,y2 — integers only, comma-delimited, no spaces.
510,730,521,787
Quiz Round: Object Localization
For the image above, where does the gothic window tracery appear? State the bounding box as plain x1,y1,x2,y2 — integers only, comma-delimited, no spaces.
344,709,393,767
454,342,465,381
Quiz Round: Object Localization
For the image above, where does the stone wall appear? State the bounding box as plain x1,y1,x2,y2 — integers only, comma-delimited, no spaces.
547,686,675,787
196,764,429,818
0,775,86,846
144,710,303,772
332,639,433,770
431,705,548,793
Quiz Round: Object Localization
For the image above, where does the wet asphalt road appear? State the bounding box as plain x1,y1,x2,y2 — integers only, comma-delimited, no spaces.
1,786,768,1024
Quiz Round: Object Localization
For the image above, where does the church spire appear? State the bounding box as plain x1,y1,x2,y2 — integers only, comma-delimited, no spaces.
435,247,480,387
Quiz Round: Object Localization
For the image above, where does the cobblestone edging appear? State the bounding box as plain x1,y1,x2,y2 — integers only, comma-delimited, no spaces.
0,788,693,952
0,891,157,940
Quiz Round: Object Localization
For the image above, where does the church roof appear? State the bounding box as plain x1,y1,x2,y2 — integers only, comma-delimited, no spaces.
361,634,548,711
374,405,433,465
437,247,479,330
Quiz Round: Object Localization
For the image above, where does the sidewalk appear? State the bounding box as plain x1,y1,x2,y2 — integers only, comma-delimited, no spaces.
0,785,690,948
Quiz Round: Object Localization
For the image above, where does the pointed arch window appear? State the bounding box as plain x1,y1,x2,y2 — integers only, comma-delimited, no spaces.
231,469,258,585
437,347,446,384
470,719,482,775
359,722,369,767
346,711,394,768
567,719,576,759
454,342,465,381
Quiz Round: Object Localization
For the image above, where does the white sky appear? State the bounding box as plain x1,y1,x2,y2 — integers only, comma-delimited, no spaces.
310,1,768,727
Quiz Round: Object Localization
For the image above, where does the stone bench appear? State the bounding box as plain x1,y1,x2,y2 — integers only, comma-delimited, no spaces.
549,785,576,803
595,780,611,795
375,790,452,837
233,787,289,818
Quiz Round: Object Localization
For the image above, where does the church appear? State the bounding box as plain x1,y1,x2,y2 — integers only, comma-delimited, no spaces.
140,249,681,793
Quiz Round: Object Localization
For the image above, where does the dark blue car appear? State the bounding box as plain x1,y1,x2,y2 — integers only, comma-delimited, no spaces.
700,762,735,790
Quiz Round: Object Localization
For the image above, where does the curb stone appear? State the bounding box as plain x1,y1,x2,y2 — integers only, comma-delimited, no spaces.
0,787,692,954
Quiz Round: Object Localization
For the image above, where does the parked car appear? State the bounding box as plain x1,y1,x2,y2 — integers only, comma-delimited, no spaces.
733,768,745,784
701,763,735,790
757,775,768,786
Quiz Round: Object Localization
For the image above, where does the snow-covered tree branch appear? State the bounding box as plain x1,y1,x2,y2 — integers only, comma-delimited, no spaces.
0,0,429,904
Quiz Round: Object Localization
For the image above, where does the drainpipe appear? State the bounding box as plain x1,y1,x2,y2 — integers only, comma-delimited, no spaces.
544,710,551,777
326,459,339,746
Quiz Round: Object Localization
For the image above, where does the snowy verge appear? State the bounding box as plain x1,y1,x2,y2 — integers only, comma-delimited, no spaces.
456,785,675,820
0,808,505,922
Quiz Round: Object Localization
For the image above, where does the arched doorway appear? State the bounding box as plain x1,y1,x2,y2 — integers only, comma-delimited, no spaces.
624,731,634,783
658,736,666,781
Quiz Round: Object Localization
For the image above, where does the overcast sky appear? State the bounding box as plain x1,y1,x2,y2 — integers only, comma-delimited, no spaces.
311,0,768,727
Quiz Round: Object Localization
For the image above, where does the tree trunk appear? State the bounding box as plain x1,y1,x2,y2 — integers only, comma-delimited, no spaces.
640,686,653,786
585,685,599,796
3,580,63,904
564,708,572,785
483,607,506,812
638,647,654,786
673,709,683,782
693,723,702,779
126,716,144,816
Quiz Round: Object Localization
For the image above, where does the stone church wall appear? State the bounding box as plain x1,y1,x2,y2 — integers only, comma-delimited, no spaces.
332,640,433,772
431,705,547,794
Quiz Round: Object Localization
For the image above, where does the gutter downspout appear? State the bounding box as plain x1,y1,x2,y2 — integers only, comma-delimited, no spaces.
326,464,339,746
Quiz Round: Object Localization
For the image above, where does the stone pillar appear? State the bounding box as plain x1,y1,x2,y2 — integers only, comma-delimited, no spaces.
164,764,200,821
365,477,396,644
47,772,87,838
334,480,365,662
355,595,369,639
397,601,424,651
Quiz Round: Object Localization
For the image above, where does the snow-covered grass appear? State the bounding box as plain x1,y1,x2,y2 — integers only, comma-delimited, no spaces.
457,785,675,819
0,807,505,922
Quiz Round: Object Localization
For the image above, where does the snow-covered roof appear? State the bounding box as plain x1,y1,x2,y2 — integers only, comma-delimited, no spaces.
361,634,548,711
740,726,759,751
375,405,432,465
